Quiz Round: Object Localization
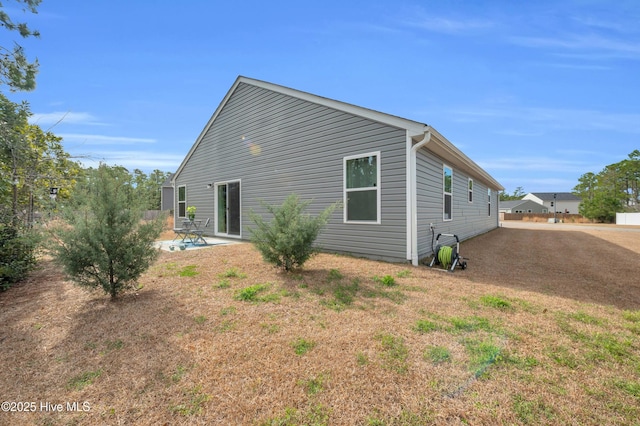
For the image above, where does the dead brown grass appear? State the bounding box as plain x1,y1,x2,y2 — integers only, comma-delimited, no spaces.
1,224,639,425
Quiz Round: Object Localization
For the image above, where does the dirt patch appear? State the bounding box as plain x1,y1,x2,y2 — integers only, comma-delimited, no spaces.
459,224,640,310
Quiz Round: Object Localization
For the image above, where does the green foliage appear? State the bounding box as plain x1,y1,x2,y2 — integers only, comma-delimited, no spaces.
499,186,526,201
413,319,439,333
479,294,512,310
327,268,343,281
194,315,207,325
178,265,199,277
424,345,451,364
50,164,165,299
219,267,246,278
1,94,82,227
376,333,409,374
292,338,316,355
0,0,41,91
356,352,369,366
373,274,396,286
67,369,102,391
234,283,270,302
461,337,502,375
574,151,640,222
512,394,556,424
614,380,640,398
170,385,211,416
448,315,496,333
249,194,339,271
300,374,326,396
0,218,37,290
131,168,171,210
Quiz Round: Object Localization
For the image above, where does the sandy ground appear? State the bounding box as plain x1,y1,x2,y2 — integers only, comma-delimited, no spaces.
460,221,640,310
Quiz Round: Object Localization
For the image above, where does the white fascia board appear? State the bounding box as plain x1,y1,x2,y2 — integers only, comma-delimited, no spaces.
428,127,504,191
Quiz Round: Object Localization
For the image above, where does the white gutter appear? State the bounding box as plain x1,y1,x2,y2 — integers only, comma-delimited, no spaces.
407,127,432,266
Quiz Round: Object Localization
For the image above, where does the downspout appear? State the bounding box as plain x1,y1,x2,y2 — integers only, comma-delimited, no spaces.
408,127,432,266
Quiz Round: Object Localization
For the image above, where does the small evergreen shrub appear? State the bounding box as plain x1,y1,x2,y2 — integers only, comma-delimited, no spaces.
50,165,164,299
248,194,339,271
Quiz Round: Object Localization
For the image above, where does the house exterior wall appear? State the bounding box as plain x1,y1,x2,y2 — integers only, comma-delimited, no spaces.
523,193,581,214
174,82,409,261
161,186,173,211
415,148,498,259
507,200,548,214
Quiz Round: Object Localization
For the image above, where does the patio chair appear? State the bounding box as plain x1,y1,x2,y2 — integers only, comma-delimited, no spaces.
191,218,210,245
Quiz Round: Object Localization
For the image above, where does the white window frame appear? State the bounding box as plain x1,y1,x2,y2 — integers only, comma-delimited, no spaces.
177,185,187,218
343,151,381,224
488,188,492,217
443,164,453,221
468,178,473,203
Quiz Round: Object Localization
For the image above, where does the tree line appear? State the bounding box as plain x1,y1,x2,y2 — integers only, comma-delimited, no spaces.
573,150,640,222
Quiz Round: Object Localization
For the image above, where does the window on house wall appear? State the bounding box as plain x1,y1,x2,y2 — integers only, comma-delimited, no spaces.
344,152,380,223
468,178,473,203
443,165,452,221
178,185,186,218
487,188,492,216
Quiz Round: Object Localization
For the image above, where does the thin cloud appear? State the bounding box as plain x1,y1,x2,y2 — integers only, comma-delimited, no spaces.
76,151,183,172
509,33,640,59
478,156,590,173
29,111,106,126
450,105,640,134
404,16,494,35
59,133,156,145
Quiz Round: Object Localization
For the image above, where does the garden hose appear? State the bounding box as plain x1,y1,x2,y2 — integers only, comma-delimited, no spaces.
438,245,453,268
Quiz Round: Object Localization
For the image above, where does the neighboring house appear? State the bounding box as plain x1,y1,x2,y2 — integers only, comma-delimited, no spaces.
522,192,581,214
499,199,548,214
160,174,174,211
172,76,504,265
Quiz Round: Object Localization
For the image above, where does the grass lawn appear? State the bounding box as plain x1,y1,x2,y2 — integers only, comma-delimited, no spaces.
1,227,639,425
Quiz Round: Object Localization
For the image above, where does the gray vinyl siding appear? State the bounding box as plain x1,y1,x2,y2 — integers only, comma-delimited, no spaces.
175,82,408,261
416,148,498,259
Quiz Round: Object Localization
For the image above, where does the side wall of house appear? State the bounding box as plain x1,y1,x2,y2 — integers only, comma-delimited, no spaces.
174,82,408,261
415,148,499,259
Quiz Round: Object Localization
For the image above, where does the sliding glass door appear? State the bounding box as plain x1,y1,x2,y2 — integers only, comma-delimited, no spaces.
215,181,240,236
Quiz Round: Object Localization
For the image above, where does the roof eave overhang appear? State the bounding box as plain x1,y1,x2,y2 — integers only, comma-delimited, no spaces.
415,127,504,191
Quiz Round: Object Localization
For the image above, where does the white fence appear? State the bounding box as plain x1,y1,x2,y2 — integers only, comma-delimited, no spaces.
616,212,640,225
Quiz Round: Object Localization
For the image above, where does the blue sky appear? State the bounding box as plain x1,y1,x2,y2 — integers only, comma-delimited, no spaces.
8,0,639,193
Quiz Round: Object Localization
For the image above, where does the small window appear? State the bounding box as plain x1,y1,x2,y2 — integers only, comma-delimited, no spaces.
178,185,186,218
344,152,380,223
487,188,492,216
468,178,473,203
443,165,452,221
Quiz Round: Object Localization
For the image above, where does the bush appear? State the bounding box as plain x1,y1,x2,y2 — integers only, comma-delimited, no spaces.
248,194,339,271
50,165,164,299
0,219,38,291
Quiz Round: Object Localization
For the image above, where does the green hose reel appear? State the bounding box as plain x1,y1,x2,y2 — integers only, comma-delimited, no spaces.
429,233,467,272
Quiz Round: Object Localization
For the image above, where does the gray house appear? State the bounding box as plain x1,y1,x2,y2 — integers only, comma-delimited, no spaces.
172,76,503,265
160,174,174,211
499,199,548,214
523,192,581,214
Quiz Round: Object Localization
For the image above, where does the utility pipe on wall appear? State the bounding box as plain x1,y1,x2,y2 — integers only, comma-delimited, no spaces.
408,127,432,266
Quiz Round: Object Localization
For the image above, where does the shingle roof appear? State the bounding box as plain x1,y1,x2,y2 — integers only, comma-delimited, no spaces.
500,200,528,208
530,192,581,201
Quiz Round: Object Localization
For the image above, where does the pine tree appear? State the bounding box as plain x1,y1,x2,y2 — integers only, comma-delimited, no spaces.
50,164,165,299
249,194,339,271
